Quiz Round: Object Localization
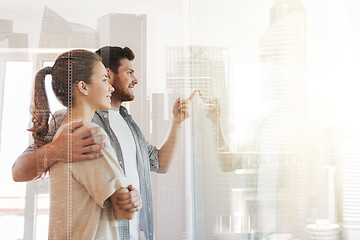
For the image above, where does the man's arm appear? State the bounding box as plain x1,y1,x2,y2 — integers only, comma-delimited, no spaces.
157,90,196,173
12,121,106,182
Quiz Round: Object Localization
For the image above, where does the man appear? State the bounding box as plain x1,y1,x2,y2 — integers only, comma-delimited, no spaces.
12,46,195,240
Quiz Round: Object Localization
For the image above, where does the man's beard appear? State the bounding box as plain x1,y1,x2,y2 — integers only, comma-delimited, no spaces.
113,89,135,102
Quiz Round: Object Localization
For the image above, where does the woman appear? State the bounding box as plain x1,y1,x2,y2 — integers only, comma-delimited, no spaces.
28,49,133,239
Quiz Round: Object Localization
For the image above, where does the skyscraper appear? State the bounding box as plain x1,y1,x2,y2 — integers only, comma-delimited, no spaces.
37,6,99,68
166,46,226,100
150,92,189,239
166,46,230,239
260,0,306,101
166,46,229,134
247,0,307,238
97,14,149,137
39,6,99,49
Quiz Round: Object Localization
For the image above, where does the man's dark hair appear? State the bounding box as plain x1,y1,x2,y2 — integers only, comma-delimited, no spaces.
95,46,135,74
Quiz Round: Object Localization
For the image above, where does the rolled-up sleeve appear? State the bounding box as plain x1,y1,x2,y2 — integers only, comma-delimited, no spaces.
147,142,159,172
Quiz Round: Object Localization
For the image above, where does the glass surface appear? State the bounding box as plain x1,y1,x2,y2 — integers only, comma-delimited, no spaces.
1,0,360,239
188,1,360,239
0,61,33,239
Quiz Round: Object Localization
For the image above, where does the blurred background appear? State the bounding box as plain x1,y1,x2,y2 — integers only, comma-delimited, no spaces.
1,0,360,239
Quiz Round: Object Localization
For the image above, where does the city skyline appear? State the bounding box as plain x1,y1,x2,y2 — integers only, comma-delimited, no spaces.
1,0,360,239
34,7,152,134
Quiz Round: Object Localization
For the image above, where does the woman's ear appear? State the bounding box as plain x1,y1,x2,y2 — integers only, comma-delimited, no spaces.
77,81,89,96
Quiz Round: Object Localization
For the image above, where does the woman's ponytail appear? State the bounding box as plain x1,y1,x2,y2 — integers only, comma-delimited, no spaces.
28,67,52,148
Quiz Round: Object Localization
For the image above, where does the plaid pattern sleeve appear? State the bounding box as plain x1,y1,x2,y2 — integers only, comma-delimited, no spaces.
116,219,131,240
147,142,159,172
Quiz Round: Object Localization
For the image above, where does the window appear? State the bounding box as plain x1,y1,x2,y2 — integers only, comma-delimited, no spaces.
1,0,360,239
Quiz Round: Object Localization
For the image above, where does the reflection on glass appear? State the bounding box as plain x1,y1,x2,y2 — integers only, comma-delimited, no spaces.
189,0,346,239
1,0,360,239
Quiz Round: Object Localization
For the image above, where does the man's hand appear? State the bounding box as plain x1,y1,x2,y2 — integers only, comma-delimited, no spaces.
12,121,107,182
172,90,197,123
48,121,106,163
115,185,142,213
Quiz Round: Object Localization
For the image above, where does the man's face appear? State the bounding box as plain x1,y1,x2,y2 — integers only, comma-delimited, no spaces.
108,58,138,103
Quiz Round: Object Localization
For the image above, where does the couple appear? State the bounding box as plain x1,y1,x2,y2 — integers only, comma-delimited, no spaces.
12,46,195,239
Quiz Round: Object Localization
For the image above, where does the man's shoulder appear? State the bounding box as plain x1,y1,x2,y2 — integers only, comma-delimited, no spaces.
53,109,67,117
51,109,67,124
83,122,105,134
47,109,67,141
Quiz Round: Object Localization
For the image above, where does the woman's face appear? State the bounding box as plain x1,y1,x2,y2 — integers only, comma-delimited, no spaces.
86,61,114,110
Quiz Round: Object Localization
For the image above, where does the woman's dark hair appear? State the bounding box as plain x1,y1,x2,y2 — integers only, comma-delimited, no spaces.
28,49,101,148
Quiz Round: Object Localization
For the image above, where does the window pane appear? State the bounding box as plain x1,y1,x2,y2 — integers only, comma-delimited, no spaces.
0,61,33,240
